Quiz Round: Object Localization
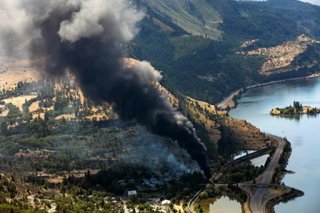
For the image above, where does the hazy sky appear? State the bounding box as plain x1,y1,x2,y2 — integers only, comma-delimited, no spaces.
300,0,320,5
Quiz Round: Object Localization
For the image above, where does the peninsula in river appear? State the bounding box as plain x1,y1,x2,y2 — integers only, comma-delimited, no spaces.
271,101,320,116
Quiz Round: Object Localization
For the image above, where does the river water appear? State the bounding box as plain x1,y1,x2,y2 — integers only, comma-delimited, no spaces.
229,77,320,213
233,151,269,167
209,196,241,213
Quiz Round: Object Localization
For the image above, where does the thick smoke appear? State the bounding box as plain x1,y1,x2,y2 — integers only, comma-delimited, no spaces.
0,0,210,178
0,1,33,57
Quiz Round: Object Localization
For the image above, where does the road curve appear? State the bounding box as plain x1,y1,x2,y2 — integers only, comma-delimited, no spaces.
187,134,286,213
245,134,286,213
217,72,320,111
217,89,241,110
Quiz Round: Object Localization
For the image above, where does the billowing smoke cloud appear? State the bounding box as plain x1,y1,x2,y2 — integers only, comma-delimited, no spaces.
0,0,210,178
0,1,33,57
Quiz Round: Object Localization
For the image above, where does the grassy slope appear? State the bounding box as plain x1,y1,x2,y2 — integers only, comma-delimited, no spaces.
141,0,222,39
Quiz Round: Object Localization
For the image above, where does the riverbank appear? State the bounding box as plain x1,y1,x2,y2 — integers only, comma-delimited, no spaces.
189,75,320,212
266,188,304,213
188,134,289,213
229,79,320,213
217,72,320,111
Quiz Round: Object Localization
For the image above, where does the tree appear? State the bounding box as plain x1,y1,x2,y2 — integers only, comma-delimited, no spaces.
293,101,302,111
0,121,7,136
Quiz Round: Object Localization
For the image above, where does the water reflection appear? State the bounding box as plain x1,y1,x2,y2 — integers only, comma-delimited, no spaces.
272,113,319,122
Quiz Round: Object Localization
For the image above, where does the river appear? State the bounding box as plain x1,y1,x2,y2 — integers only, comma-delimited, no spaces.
209,196,241,213
229,77,320,212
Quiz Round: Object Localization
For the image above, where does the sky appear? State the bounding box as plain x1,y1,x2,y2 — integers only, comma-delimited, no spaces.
300,0,320,5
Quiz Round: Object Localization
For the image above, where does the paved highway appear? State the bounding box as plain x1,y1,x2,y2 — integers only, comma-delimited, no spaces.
217,89,241,110
187,134,286,213
244,134,286,213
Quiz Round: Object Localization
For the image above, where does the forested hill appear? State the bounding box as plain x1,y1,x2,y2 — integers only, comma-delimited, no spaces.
131,0,320,103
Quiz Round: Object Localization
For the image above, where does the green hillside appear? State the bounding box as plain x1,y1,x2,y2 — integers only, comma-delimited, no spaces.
132,0,320,103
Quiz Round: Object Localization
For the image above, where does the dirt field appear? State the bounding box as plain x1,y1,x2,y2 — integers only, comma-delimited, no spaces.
2,95,37,111
0,57,41,90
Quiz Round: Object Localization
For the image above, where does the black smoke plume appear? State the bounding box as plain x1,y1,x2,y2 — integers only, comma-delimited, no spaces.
1,0,210,178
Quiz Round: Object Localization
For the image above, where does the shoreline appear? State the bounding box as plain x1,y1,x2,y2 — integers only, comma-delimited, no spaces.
188,73,319,212
217,72,320,111
215,73,316,212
